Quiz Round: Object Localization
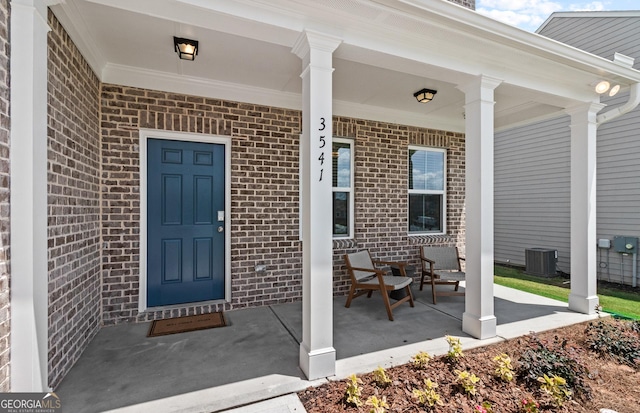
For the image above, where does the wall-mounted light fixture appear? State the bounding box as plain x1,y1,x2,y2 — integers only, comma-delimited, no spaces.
595,80,621,97
413,88,437,103
174,36,199,61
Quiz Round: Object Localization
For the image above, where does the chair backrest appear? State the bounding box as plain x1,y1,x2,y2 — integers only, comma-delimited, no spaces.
345,250,376,281
421,246,460,271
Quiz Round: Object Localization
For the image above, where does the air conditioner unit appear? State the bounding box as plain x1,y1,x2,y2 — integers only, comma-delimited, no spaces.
525,248,557,277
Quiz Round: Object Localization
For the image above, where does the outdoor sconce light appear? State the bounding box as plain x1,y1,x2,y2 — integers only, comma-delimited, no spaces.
595,80,620,97
174,36,199,61
414,88,437,103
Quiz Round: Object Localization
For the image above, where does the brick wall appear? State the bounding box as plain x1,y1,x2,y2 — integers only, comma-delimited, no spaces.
47,12,102,388
446,0,475,10
100,85,466,324
0,0,9,392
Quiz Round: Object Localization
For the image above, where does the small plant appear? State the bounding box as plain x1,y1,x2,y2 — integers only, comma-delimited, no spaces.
455,369,481,396
474,402,492,413
412,378,443,408
365,395,389,413
372,366,392,387
412,351,432,369
521,397,540,413
445,335,464,361
537,374,571,406
492,353,514,382
344,374,363,407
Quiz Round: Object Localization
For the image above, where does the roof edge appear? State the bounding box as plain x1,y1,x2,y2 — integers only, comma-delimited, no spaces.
537,10,640,34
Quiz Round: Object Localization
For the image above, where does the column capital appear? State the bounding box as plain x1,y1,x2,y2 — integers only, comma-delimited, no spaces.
457,74,503,103
292,29,342,60
564,101,606,121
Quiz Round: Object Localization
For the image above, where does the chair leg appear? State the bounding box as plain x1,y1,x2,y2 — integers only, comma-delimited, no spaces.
345,284,357,308
406,285,415,307
431,279,437,304
367,290,373,298
454,281,460,291
419,273,425,291
381,288,395,321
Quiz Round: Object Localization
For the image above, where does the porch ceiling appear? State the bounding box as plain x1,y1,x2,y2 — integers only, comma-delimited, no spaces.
52,0,640,133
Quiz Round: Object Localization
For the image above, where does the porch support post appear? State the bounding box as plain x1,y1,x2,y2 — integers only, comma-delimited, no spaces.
292,30,341,380
10,0,53,391
458,75,502,340
566,102,604,314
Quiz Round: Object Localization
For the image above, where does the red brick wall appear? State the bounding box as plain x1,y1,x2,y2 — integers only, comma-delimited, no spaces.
47,12,102,388
100,85,466,324
0,0,9,391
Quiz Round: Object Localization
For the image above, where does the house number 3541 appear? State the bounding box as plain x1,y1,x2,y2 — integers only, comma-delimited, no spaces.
318,117,326,181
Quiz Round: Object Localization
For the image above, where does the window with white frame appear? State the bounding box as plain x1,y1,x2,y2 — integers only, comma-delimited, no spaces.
408,146,446,234
332,138,353,238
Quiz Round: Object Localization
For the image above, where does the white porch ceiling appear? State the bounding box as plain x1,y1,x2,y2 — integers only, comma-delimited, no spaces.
51,0,640,133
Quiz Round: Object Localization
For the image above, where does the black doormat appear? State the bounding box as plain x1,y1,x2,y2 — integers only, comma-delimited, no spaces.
147,312,227,337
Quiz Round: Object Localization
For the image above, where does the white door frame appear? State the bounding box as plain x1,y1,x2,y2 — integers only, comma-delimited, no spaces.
138,129,232,312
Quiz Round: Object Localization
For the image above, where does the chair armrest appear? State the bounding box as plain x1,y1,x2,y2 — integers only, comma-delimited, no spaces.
372,260,408,276
420,257,435,264
348,266,386,275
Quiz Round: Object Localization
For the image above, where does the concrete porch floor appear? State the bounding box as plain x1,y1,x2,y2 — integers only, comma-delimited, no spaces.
55,284,601,413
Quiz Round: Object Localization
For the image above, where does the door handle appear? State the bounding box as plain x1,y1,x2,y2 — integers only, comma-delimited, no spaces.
217,226,224,233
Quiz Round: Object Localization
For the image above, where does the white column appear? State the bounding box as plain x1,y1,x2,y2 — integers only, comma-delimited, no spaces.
458,75,502,340
10,0,53,391
292,30,341,380
566,102,604,314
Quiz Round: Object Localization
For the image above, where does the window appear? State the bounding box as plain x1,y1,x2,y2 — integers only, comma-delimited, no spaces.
408,146,446,234
333,138,353,238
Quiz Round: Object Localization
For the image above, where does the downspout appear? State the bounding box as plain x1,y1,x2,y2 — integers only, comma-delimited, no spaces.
596,82,640,127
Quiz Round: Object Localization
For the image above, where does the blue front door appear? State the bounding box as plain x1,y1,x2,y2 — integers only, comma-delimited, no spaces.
147,138,225,307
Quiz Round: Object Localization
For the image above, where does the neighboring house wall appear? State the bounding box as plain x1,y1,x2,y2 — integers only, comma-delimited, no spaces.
495,13,640,286
0,0,9,391
100,85,466,324
494,116,571,273
47,12,102,387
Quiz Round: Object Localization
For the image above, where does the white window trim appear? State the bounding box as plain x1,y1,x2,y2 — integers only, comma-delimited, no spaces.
408,145,447,236
139,129,232,313
333,137,354,239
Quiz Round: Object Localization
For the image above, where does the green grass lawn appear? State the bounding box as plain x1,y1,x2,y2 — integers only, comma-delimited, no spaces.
494,265,640,320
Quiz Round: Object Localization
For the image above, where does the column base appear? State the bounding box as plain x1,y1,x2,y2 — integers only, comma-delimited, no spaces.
462,313,497,339
568,294,599,314
299,343,336,380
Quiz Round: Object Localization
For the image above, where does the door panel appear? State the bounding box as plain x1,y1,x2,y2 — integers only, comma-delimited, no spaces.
147,138,225,307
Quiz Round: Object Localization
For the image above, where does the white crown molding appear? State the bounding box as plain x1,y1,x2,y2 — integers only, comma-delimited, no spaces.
102,63,461,132
102,63,302,109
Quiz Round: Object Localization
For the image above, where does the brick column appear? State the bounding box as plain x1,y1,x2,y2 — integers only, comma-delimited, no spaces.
566,102,604,314
458,75,501,340
292,30,341,380
10,0,56,391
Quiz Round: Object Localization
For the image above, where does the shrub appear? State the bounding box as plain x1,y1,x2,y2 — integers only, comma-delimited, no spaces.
365,395,389,413
517,334,590,400
445,335,464,361
585,319,640,370
537,374,571,406
455,369,481,396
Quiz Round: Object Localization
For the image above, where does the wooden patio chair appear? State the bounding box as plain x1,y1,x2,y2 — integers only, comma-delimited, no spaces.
419,246,465,304
344,250,415,321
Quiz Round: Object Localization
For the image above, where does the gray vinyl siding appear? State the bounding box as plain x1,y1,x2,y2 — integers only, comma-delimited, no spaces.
595,92,640,286
495,14,640,286
495,116,571,274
